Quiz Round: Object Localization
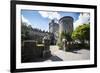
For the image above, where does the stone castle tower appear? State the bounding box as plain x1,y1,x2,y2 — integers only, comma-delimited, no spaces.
49,16,73,45
59,16,73,34
49,20,59,45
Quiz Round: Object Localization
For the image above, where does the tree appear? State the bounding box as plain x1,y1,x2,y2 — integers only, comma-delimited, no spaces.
21,22,32,44
27,25,33,31
71,24,90,44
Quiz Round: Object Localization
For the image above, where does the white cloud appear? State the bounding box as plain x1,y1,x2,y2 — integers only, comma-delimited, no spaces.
21,15,32,26
38,11,61,20
74,13,90,30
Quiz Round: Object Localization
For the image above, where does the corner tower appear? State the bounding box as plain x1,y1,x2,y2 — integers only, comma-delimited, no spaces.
59,16,73,34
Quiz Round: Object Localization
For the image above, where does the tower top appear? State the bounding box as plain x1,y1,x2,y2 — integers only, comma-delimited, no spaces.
59,16,73,22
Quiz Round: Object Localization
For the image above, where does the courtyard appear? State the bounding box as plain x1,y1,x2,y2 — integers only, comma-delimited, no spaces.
45,46,90,62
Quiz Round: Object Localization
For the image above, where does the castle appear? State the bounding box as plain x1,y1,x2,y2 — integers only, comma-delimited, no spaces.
49,16,73,45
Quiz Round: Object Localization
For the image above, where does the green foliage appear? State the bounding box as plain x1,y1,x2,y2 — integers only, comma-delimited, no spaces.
21,22,33,44
56,41,63,49
71,24,90,42
57,31,73,49
61,31,72,41
56,32,64,49
61,31,66,39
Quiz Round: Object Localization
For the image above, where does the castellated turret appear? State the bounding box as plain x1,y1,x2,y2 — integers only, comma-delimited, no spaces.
49,19,59,34
49,19,59,45
59,16,73,34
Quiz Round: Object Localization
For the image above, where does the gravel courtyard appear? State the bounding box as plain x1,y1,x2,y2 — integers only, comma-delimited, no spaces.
45,46,90,62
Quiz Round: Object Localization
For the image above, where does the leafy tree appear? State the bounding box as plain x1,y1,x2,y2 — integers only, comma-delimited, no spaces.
21,22,33,44
71,24,90,44
27,25,33,31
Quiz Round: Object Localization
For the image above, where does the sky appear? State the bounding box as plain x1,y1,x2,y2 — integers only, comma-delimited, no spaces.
21,10,90,31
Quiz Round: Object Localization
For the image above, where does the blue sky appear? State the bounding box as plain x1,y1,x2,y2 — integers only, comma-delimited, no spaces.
21,10,83,31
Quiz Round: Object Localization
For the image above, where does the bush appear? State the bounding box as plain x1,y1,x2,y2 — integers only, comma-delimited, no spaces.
37,40,42,44
56,41,63,50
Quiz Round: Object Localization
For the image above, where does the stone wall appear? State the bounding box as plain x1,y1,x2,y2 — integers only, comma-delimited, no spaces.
21,38,51,62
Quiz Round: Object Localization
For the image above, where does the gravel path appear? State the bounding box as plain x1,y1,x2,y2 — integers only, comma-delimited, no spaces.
45,46,90,62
